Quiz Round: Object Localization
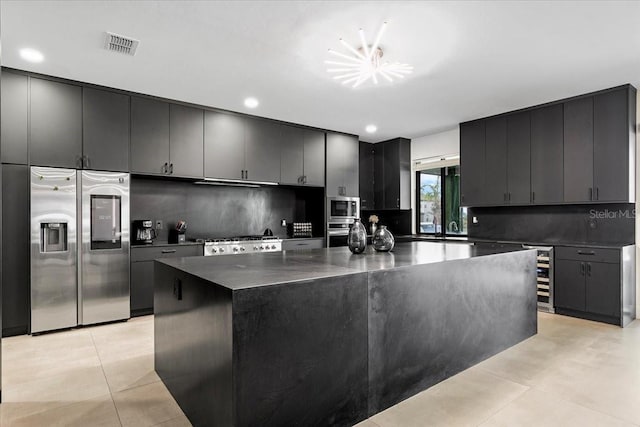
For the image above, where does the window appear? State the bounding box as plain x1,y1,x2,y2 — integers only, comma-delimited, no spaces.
417,165,467,236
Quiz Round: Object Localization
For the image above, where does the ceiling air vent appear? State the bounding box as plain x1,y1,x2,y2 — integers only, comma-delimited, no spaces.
104,32,139,56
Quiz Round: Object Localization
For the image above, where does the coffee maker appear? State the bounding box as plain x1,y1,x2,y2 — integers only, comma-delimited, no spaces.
132,220,156,245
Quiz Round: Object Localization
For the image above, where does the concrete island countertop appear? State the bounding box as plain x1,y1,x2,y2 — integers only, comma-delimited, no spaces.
158,241,531,291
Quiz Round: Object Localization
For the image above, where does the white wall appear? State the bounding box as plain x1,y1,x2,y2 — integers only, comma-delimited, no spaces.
410,127,460,233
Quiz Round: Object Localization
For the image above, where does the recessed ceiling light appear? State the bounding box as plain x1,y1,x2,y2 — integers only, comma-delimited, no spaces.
365,124,377,133
244,97,259,109
19,48,44,63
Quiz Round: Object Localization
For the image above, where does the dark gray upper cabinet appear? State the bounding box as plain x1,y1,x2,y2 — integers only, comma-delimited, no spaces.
506,112,531,204
244,118,282,183
30,78,82,168
459,121,485,207
593,88,632,202
131,97,170,175
484,117,508,205
280,126,304,185
279,127,324,186
359,142,374,210
380,138,411,209
531,104,563,204
83,87,130,172
326,132,359,197
563,97,594,203
302,129,325,187
204,111,245,180
169,104,204,178
461,84,635,207
373,145,384,208
1,71,28,164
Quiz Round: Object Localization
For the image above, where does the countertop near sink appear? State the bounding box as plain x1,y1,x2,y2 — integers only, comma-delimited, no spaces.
131,241,203,249
470,238,634,249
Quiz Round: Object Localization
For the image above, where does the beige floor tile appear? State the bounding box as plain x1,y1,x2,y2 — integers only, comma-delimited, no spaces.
113,381,185,427
370,368,529,427
91,322,154,364
480,388,635,427
153,414,193,427
353,419,382,427
102,353,161,393
3,365,111,404
0,394,121,427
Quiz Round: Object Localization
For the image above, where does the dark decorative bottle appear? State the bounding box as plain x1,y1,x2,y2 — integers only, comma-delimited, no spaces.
372,225,395,252
347,218,367,254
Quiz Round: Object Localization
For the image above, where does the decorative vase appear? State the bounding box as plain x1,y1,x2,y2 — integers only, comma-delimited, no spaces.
347,218,367,254
370,222,377,236
372,225,395,252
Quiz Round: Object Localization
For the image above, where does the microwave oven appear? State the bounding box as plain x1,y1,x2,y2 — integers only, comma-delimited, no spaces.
327,196,360,222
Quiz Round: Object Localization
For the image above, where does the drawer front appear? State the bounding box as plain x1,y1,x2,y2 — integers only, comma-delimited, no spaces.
282,238,324,251
555,246,620,263
131,244,203,262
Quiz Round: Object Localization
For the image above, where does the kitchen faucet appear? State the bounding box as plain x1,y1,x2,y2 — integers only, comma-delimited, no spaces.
448,221,459,232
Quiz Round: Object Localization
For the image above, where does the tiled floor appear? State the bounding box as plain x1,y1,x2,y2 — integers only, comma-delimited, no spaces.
1,312,638,426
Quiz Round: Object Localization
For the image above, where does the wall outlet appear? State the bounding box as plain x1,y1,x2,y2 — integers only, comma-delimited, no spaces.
472,216,479,224
281,219,287,227
156,220,163,230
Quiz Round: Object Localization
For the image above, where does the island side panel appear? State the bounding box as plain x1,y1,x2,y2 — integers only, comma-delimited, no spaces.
232,273,369,427
368,250,537,415
154,261,233,427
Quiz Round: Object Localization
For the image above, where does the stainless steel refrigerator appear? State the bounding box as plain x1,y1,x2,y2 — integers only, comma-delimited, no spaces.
30,167,130,334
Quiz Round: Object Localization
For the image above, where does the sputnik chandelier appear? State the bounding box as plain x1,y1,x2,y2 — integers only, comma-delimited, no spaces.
326,22,413,88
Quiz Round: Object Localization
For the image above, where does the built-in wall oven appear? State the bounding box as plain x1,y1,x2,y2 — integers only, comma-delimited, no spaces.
326,196,360,247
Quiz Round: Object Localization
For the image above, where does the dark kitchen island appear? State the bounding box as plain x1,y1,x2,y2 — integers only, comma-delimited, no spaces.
154,242,537,427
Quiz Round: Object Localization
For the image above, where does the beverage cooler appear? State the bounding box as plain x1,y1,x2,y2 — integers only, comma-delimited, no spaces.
30,167,130,334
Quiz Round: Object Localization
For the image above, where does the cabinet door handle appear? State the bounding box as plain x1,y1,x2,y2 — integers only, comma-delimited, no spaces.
595,187,599,200
508,192,511,201
163,162,168,174
245,170,249,180
580,262,585,275
586,263,591,276
86,156,90,169
161,249,177,254
577,250,595,255
532,191,535,202
589,187,593,201
397,198,400,208
169,163,174,174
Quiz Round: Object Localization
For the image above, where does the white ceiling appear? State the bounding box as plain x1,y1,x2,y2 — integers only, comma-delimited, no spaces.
2,1,640,143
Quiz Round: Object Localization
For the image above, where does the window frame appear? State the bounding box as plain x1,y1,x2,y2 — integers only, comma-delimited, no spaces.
415,165,467,237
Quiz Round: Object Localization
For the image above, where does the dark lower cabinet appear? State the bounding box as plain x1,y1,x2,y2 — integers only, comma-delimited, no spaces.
554,245,633,326
554,259,586,312
130,261,154,316
2,164,30,336
130,244,203,316
585,262,620,317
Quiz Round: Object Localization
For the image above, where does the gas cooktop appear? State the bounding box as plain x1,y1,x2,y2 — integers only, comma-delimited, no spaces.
202,235,283,256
